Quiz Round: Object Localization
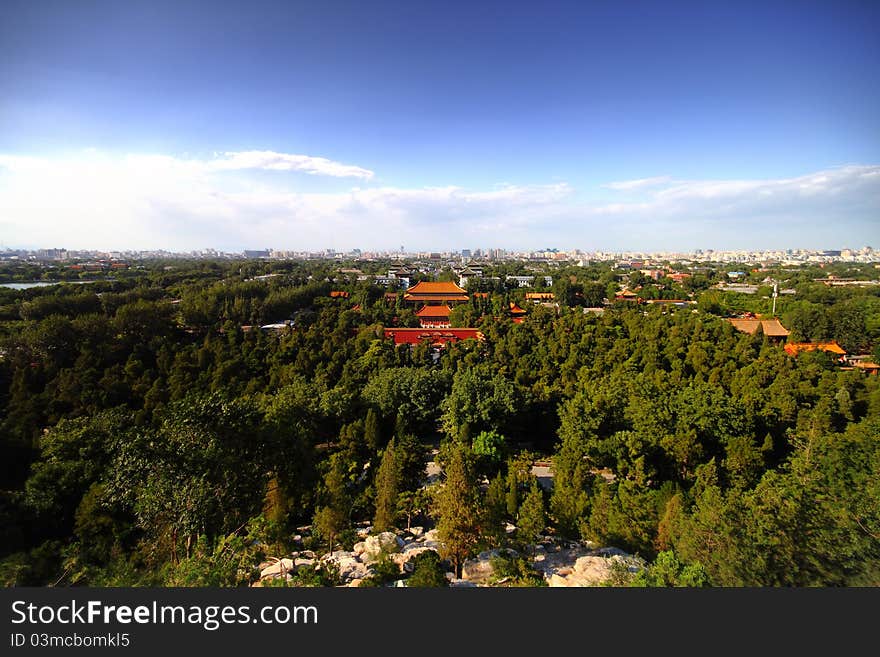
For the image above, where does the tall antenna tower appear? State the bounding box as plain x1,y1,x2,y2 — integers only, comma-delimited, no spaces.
772,282,778,315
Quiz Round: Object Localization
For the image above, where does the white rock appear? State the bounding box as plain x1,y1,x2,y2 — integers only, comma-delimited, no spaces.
352,541,366,556
260,558,295,579
408,526,424,538
362,532,405,562
394,546,440,573
404,540,440,552
548,574,570,587
595,546,628,557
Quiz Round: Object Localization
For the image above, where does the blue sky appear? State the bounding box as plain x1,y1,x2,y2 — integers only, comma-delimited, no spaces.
1,0,878,252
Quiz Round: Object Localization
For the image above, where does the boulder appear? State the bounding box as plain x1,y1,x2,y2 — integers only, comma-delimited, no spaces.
461,548,518,583
361,532,405,562
260,558,295,579
407,526,424,538
404,539,439,553
547,574,570,587
594,546,628,558
541,552,634,587
352,541,367,556
422,529,440,543
393,546,440,573
321,551,370,581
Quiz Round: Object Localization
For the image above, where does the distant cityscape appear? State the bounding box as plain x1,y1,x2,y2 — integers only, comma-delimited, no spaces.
1,245,877,266
0,246,880,266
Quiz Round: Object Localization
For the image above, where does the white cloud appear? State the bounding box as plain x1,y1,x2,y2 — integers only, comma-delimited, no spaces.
0,151,570,250
603,176,672,191
0,151,876,252
207,150,374,179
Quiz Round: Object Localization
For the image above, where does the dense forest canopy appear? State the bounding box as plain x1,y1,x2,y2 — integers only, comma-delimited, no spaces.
1,257,878,586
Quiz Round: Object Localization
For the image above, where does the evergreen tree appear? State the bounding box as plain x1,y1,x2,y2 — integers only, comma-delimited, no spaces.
364,407,382,452
407,550,448,587
483,473,508,546
435,444,481,578
516,480,546,549
373,440,399,532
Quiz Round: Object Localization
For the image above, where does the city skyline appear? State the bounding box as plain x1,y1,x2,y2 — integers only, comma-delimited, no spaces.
1,1,878,252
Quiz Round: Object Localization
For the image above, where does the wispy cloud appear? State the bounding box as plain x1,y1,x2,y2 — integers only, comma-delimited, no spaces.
602,175,673,191
0,151,876,251
207,150,374,179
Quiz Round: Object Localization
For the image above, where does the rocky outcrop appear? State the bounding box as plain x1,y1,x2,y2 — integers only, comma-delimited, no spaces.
255,527,634,587
461,549,519,583
259,558,295,580
540,549,639,587
361,532,405,563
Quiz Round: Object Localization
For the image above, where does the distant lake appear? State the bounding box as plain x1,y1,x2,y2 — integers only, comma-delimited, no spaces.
0,281,99,290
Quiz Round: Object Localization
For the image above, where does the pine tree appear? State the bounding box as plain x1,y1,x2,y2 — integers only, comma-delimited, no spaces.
435,444,481,578
364,408,382,452
373,439,399,532
517,480,546,549
506,470,519,518
483,473,508,547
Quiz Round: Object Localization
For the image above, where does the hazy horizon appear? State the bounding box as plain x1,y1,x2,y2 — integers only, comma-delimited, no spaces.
2,1,878,253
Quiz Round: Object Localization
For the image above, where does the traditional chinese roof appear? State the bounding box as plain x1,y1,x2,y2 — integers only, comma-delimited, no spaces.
509,302,526,315
330,290,350,298
405,293,469,303
784,341,847,356
404,281,469,303
383,328,484,346
405,281,467,295
416,304,452,318
727,318,790,337
525,292,555,300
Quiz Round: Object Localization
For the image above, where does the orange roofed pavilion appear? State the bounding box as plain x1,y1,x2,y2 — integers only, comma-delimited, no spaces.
509,302,527,323
784,341,847,358
404,281,469,305
416,304,452,328
726,318,790,338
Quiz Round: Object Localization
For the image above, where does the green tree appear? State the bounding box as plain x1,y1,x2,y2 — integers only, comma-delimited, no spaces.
516,481,546,549
373,440,399,532
364,407,383,452
435,444,481,577
407,550,448,587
